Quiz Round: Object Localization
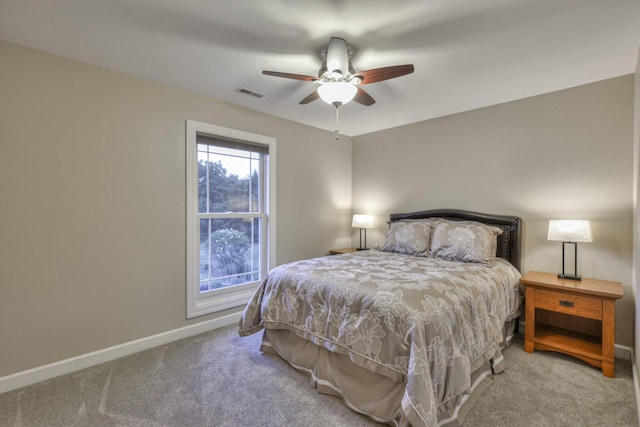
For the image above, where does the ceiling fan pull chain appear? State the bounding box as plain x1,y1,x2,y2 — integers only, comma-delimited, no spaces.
335,104,340,141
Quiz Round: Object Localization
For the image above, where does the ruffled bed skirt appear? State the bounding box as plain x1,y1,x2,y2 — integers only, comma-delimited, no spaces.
260,318,518,427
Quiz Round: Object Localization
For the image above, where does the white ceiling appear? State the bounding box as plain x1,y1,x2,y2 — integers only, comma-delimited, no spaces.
1,0,638,136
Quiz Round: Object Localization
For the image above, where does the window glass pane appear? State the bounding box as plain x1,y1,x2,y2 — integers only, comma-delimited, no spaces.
249,217,261,282
197,144,261,213
199,219,211,291
199,217,262,293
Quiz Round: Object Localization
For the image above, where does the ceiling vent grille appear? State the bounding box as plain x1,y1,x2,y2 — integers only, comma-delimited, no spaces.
235,87,264,98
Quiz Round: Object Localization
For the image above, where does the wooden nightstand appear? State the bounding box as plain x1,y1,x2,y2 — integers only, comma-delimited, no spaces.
521,271,623,378
329,247,358,255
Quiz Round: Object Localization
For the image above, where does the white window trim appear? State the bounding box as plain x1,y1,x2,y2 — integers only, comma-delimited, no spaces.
186,120,276,318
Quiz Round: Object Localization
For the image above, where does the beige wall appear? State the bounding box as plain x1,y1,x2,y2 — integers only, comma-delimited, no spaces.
353,75,635,347
0,40,352,377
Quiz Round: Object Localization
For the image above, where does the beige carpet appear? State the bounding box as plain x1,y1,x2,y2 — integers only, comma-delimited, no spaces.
0,324,637,426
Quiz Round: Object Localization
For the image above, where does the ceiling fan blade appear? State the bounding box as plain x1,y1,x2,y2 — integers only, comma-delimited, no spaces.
262,71,318,82
355,64,414,85
353,87,375,106
299,91,320,104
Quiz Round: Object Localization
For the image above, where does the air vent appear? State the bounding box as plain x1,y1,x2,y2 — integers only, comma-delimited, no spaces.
235,87,264,98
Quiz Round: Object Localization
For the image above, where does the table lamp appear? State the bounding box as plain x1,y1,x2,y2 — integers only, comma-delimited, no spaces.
352,214,374,250
547,220,593,281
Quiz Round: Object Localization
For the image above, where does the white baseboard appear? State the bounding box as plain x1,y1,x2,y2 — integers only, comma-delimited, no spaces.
615,343,633,361
631,347,640,426
0,312,241,395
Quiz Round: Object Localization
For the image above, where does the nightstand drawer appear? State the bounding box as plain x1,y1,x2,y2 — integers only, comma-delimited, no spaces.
534,289,602,320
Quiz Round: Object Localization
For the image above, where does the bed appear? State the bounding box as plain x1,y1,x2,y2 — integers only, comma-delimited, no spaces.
239,209,523,426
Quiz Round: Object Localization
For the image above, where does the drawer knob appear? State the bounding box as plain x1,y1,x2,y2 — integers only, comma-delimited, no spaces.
559,300,574,308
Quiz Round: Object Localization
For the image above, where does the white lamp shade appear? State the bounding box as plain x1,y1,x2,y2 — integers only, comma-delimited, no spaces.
317,82,357,105
352,214,374,229
547,220,593,242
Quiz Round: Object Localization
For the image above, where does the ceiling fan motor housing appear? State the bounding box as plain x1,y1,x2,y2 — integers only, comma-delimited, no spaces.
326,37,350,78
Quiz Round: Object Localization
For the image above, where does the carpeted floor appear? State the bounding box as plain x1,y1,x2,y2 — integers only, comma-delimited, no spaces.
0,324,637,426
464,334,637,426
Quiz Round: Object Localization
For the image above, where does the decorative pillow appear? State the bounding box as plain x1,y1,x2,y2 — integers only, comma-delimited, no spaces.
430,220,503,264
382,221,431,256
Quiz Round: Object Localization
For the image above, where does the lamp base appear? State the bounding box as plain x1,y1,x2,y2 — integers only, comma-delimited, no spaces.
356,248,369,251
558,273,581,281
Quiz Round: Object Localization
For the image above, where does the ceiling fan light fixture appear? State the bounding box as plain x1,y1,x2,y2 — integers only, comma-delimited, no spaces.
317,82,357,106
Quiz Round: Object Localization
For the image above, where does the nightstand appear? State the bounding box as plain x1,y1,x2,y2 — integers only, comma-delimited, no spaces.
328,247,358,255
521,271,623,378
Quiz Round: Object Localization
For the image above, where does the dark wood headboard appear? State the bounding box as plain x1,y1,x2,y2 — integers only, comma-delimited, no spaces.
389,209,523,272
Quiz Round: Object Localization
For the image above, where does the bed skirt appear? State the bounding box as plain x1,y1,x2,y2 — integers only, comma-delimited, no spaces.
261,318,518,427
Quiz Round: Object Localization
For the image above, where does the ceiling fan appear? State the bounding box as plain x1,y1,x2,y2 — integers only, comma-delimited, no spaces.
262,37,414,108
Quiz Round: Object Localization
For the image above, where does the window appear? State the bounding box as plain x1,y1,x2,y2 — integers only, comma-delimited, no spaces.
186,120,276,318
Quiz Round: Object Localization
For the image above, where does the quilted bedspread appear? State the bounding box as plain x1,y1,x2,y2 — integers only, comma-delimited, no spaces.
239,250,522,426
